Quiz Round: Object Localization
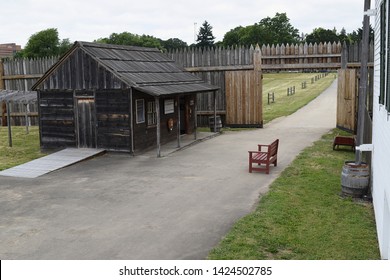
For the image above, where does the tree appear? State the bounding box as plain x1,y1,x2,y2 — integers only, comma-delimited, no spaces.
20,28,71,58
161,38,188,50
222,13,299,46
258,13,300,45
96,32,162,49
305,28,340,44
196,21,215,48
347,26,374,44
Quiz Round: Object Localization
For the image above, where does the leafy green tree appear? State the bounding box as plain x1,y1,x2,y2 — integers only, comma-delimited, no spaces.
196,21,216,48
347,26,374,44
259,13,300,45
222,26,245,46
161,38,188,49
19,28,71,58
305,28,340,44
96,32,162,49
222,13,299,46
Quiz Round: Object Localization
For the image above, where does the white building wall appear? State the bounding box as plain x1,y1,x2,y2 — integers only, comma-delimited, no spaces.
373,0,390,259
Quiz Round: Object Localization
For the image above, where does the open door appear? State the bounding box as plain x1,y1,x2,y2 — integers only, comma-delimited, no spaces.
179,96,194,134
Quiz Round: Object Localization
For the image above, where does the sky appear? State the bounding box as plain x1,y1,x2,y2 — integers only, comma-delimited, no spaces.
1,0,372,48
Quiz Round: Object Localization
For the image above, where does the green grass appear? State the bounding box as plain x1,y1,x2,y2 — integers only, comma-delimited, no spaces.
208,129,380,260
0,126,44,171
263,72,336,123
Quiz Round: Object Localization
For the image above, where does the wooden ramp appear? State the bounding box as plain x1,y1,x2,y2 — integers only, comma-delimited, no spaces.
0,148,105,178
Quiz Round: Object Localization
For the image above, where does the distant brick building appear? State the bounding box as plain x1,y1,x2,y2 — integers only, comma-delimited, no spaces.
0,43,21,58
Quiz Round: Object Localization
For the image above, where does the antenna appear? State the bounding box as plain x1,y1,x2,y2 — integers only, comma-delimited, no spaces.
194,22,197,43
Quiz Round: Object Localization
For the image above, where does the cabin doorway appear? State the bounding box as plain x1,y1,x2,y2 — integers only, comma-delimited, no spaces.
76,98,97,148
179,96,193,135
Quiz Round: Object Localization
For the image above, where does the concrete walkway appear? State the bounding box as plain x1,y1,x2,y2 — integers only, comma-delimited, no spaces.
0,148,106,178
0,80,337,260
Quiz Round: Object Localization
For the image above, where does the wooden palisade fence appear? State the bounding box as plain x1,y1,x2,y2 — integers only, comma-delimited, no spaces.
0,42,372,127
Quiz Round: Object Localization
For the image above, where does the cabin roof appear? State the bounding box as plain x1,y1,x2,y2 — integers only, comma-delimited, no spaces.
0,90,37,103
32,41,219,96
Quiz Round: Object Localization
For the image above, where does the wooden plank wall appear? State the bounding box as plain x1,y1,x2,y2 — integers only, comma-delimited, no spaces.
0,57,58,91
337,69,357,132
39,91,76,148
225,71,262,126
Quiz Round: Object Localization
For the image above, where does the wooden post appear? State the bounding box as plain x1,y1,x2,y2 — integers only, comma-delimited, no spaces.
24,103,29,134
355,0,371,164
129,88,134,155
7,101,12,147
1,101,6,126
213,91,217,133
177,95,181,148
0,60,5,90
254,44,263,127
194,95,197,140
341,41,348,69
155,97,161,157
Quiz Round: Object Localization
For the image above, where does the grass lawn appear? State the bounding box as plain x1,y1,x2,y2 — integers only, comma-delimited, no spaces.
208,129,380,260
0,126,44,171
263,72,336,124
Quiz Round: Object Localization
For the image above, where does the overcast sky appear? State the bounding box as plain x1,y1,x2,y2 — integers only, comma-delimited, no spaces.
1,0,372,48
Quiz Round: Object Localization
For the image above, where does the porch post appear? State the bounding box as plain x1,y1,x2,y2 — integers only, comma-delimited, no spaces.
129,88,134,155
213,91,217,133
177,95,181,148
156,97,161,157
7,101,12,147
194,95,197,140
24,103,29,134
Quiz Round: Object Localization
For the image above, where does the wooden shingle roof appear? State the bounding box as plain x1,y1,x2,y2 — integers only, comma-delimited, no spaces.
32,41,219,96
0,90,37,103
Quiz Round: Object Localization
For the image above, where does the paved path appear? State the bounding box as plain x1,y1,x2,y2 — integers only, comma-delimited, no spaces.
0,81,337,260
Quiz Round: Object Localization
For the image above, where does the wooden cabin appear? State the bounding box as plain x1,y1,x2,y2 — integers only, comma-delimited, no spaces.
32,41,219,155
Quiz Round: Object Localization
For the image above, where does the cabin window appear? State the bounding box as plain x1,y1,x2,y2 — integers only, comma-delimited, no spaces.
147,101,157,126
136,99,145,124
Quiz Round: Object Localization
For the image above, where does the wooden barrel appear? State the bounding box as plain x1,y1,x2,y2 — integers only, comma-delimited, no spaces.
209,115,222,132
341,161,370,198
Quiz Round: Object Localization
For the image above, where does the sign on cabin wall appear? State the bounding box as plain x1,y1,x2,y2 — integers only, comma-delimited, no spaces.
164,99,174,114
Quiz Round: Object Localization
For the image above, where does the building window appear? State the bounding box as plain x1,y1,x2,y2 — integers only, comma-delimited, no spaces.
147,101,157,126
136,99,145,124
380,0,387,106
381,0,390,111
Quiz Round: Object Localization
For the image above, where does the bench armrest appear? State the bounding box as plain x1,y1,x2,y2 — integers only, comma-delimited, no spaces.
258,144,269,152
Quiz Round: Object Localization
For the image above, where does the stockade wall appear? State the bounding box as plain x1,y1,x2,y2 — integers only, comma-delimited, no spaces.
0,42,370,127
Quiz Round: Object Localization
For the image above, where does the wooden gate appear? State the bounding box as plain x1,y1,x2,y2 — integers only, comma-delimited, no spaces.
337,69,357,132
225,71,263,127
76,98,96,148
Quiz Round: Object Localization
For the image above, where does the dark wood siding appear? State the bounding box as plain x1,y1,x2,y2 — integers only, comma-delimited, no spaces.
39,90,75,149
95,90,131,151
132,91,179,152
43,49,127,90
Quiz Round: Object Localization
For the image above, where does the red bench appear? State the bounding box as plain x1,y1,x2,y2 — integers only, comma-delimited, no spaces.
248,139,279,174
333,135,355,151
